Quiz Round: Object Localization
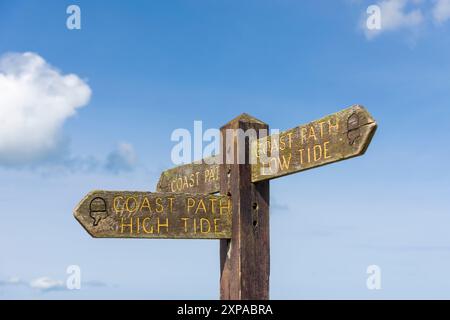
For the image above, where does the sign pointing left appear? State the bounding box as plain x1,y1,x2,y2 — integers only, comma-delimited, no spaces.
74,191,232,239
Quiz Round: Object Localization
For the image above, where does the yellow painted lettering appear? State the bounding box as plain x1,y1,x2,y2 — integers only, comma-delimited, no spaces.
113,196,124,215
142,217,154,234
120,217,133,234
157,218,169,233
187,198,195,213
200,218,211,234
313,144,322,162
155,197,163,213
324,141,331,159
195,199,207,214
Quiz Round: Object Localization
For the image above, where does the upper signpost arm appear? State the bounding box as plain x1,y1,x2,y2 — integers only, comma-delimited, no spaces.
251,105,377,182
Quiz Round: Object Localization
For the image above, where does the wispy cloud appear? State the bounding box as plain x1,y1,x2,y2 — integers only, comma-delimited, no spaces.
363,0,424,39
0,276,110,293
0,276,66,292
433,0,450,24
0,277,27,287
35,142,139,175
360,0,450,39
105,142,138,174
29,277,65,292
0,140,140,175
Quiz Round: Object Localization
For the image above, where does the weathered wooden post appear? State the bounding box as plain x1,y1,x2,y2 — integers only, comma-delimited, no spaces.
219,114,270,300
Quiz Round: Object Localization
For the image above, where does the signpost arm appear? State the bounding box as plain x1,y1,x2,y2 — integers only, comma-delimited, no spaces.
219,114,270,300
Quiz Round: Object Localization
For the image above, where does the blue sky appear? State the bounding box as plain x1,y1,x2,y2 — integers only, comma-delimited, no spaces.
0,0,450,299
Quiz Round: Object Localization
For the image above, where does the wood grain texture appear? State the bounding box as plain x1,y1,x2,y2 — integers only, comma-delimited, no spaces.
74,191,232,239
251,104,377,182
219,113,270,300
157,156,220,194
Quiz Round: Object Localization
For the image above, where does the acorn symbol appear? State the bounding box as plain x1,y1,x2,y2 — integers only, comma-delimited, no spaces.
89,197,108,226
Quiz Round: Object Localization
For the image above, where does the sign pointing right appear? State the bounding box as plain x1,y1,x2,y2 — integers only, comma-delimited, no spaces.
252,105,377,182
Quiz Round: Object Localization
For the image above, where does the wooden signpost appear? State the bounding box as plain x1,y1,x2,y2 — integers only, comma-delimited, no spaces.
74,104,377,300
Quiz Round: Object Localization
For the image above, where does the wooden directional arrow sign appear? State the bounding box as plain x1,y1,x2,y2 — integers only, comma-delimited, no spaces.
251,104,377,181
157,105,377,193
157,156,220,194
74,191,232,239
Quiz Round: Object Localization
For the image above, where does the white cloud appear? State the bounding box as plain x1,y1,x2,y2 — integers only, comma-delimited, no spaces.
1,276,109,293
380,0,423,29
7,276,22,284
0,276,26,286
105,142,138,174
0,52,139,174
0,52,91,166
433,0,450,23
363,0,424,38
29,277,65,292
